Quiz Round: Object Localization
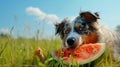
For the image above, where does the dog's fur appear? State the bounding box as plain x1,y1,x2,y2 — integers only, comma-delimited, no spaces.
55,11,120,61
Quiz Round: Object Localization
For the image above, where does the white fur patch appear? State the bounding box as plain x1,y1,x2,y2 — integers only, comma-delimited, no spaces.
65,18,83,47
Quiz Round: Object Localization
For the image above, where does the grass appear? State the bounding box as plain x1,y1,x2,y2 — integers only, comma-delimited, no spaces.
0,35,120,67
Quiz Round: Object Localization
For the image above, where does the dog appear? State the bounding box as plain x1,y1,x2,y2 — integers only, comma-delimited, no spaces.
55,11,120,61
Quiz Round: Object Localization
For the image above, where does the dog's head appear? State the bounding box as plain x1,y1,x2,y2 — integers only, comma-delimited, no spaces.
55,11,100,48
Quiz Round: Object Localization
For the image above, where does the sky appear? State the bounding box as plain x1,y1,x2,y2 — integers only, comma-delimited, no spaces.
0,0,120,38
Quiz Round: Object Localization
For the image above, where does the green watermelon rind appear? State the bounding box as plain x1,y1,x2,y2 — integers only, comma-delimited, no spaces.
51,43,106,65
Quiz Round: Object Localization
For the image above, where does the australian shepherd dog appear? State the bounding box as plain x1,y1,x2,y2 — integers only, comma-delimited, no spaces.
55,11,120,61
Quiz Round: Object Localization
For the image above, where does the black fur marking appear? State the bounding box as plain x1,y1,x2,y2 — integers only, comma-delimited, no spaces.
74,22,91,35
55,19,67,39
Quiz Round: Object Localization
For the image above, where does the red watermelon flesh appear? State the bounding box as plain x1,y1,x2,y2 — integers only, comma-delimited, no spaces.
52,43,105,64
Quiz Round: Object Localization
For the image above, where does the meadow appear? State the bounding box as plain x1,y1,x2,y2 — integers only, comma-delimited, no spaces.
0,33,120,67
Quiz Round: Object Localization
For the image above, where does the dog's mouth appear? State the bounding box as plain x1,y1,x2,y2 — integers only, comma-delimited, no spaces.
68,41,84,49
69,44,77,49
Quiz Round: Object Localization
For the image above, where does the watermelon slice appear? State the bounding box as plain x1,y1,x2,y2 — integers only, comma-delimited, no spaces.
52,43,105,64
34,47,45,61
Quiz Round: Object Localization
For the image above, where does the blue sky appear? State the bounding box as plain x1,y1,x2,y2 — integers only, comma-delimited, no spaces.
0,0,120,38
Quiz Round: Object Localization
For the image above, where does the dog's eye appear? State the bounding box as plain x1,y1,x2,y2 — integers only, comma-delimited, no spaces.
64,29,71,34
74,23,83,33
74,27,83,34
75,23,81,28
64,26,71,34
64,30,70,34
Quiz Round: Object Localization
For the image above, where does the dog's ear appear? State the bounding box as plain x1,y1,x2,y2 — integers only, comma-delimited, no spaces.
54,21,66,35
54,23,60,35
80,12,100,22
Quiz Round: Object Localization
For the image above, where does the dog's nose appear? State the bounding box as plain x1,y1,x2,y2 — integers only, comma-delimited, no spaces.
67,37,76,46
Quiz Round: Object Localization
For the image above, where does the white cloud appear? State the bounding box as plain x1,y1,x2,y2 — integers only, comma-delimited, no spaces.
26,6,59,24
0,28,10,34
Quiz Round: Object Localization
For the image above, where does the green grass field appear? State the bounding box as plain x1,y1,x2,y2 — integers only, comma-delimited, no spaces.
0,35,120,67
